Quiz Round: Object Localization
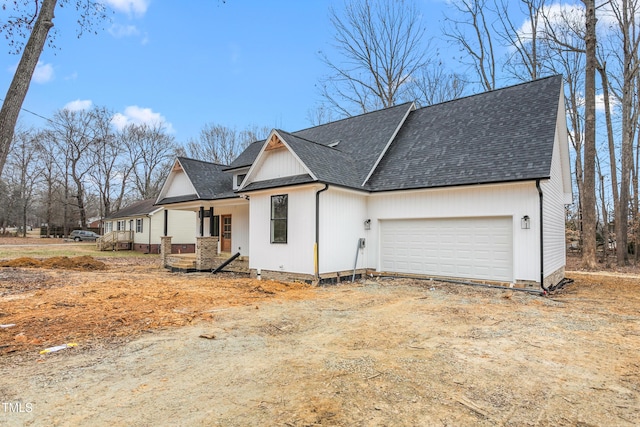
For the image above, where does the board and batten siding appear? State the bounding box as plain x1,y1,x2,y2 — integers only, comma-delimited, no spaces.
368,182,541,283
163,210,197,244
540,120,571,280
248,186,317,275
251,147,308,182
165,171,196,198
317,187,368,274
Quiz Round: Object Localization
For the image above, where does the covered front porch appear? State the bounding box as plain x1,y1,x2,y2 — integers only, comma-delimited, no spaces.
159,197,250,273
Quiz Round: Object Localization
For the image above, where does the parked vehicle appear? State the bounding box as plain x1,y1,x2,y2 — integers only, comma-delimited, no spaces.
70,230,101,242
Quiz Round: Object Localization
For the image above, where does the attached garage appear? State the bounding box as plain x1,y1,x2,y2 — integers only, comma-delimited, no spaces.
379,217,513,283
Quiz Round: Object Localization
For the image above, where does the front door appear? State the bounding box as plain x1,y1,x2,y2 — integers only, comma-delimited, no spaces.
221,215,231,253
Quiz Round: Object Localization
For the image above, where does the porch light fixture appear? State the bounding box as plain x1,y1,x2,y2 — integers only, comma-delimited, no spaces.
521,215,530,229
364,219,371,230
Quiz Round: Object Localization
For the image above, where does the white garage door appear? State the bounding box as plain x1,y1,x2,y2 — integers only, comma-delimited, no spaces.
380,217,513,282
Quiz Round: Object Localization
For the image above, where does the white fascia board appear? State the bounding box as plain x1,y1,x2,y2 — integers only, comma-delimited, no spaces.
361,102,415,186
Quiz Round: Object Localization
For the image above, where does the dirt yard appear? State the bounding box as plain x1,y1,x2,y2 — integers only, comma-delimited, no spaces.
0,241,639,426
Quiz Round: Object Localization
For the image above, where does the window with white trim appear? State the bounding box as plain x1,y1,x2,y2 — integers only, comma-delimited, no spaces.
136,218,143,233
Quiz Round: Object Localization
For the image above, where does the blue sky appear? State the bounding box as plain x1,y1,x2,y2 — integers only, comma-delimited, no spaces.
0,0,557,144
0,0,459,143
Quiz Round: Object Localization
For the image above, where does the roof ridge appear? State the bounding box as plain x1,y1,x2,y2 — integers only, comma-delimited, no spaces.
414,74,562,112
276,129,343,151
178,156,228,168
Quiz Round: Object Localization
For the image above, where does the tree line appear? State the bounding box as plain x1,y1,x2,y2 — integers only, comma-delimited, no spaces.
0,106,268,236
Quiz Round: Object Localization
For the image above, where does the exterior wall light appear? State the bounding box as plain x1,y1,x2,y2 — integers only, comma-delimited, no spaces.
364,219,371,230
521,215,531,229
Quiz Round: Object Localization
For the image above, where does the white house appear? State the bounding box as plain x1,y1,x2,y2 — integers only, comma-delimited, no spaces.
156,75,571,290
100,199,196,253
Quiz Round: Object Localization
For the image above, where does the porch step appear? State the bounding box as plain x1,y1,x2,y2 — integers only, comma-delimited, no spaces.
165,255,196,269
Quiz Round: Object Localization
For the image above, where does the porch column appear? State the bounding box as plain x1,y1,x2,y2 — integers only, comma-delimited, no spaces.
199,206,204,237
196,236,219,271
160,236,172,267
209,207,214,236
163,210,168,236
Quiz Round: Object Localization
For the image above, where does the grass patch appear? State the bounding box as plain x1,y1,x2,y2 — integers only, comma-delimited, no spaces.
0,244,152,260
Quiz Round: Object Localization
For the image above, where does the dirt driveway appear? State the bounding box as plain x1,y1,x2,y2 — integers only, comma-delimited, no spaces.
0,255,639,426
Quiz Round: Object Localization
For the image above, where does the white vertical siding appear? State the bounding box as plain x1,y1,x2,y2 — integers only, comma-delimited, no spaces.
368,183,540,282
150,214,164,246
541,131,568,279
252,148,308,182
318,187,368,274
165,171,196,197
165,210,197,244
249,186,316,274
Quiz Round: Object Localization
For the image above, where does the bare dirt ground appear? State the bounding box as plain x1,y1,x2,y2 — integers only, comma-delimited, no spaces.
0,242,639,426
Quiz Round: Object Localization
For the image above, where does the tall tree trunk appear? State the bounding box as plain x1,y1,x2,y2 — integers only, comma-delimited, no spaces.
597,63,619,242
582,0,597,269
634,127,639,262
0,0,57,175
597,158,609,265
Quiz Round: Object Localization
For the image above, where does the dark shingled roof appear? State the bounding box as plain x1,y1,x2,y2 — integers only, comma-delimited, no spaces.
365,75,562,191
228,102,414,187
226,140,264,171
106,199,158,220
182,76,563,197
156,157,235,205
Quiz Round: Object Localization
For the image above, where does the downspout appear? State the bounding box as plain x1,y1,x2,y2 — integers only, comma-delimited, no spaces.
536,179,549,295
315,184,329,280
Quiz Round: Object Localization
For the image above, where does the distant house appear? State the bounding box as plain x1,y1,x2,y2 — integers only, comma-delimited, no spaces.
100,199,196,253
155,76,572,290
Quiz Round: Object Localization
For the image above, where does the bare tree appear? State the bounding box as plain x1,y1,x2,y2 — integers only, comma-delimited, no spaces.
49,107,97,229
320,0,429,115
595,58,619,244
126,123,177,199
184,124,263,165
34,130,64,237
581,0,598,268
306,104,337,127
0,0,108,176
443,0,497,91
407,61,467,106
3,128,41,235
86,107,128,218
607,0,640,265
495,0,549,81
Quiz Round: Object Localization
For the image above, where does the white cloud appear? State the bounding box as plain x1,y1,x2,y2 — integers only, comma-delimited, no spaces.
104,0,150,17
516,3,584,44
514,1,627,47
108,23,140,38
595,93,619,112
64,99,93,111
111,105,174,133
32,61,54,84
